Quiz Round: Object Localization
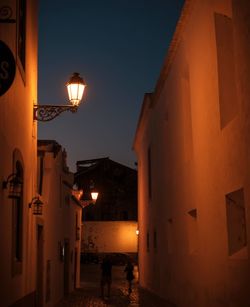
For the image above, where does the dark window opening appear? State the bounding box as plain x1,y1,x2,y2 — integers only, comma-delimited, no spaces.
18,0,26,71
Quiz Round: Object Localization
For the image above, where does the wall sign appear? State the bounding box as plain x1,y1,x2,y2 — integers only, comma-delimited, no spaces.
0,40,16,96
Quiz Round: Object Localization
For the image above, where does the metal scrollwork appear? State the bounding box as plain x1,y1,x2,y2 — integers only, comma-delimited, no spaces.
34,105,78,122
0,6,15,23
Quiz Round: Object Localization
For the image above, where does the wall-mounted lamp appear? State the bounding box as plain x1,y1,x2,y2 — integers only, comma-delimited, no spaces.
2,173,23,198
80,190,99,207
91,191,99,203
136,229,139,236
29,196,44,215
34,72,86,121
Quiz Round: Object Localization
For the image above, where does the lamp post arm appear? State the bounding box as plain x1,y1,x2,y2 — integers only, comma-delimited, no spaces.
34,105,78,122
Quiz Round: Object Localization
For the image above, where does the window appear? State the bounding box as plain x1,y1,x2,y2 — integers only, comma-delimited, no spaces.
37,154,44,195
147,147,152,200
12,157,24,276
225,188,247,257
17,0,26,73
214,13,238,129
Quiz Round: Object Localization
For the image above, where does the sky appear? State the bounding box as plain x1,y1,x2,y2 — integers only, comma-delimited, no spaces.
38,0,184,172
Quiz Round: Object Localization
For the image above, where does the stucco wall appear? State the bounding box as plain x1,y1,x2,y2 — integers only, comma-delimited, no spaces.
82,221,138,253
0,0,38,306
38,144,82,306
134,0,250,306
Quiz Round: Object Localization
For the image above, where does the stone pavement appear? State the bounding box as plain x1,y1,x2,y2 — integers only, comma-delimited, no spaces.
56,264,175,307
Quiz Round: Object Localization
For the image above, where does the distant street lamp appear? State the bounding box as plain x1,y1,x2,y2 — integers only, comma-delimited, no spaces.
72,187,99,207
91,191,99,203
34,72,86,121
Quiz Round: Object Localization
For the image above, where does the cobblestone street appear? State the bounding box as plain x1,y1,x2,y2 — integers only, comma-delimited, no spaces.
56,264,174,307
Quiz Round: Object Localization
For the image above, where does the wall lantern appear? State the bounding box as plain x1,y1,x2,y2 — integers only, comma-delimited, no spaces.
2,173,22,198
34,72,86,121
80,190,99,207
91,191,99,203
29,196,44,215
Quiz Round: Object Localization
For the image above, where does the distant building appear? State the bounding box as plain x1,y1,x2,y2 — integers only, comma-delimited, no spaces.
134,1,250,306
74,158,138,259
37,140,82,304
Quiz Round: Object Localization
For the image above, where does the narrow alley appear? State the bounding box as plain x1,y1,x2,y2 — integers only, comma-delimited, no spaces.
56,264,174,307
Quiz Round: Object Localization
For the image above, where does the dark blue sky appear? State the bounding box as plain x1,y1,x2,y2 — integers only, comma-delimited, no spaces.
38,0,184,171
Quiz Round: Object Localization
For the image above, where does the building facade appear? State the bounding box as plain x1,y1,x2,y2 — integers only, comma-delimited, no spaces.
0,0,39,305
37,140,82,306
134,1,250,306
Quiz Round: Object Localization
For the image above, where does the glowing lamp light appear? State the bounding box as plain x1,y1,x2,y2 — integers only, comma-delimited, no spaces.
91,192,99,202
136,229,139,236
67,72,86,106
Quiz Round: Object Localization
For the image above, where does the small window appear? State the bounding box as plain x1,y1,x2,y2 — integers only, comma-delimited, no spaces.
12,157,24,276
214,13,238,129
226,188,247,257
147,147,152,200
17,0,26,73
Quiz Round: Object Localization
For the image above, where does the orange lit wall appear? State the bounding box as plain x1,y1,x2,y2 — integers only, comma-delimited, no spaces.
38,142,83,305
133,0,250,306
0,1,38,306
82,221,138,253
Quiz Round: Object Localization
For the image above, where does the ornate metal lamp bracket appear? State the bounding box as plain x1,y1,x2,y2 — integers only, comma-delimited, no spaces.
0,6,16,23
34,105,78,122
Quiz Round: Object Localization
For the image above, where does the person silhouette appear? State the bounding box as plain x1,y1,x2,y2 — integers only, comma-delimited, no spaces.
124,259,134,295
100,255,112,298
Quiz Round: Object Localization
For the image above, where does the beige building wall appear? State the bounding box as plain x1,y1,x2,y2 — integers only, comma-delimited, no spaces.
134,0,250,306
37,142,82,306
82,221,138,253
0,0,38,306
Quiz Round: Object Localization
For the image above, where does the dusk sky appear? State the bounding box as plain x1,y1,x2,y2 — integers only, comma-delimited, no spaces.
38,0,184,172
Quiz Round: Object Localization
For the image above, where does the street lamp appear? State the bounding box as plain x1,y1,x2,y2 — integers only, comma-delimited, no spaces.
2,172,23,198
34,72,86,122
91,191,99,203
29,196,44,215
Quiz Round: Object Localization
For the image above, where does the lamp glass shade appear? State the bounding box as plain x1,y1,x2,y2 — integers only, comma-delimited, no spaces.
67,72,86,106
91,192,98,201
32,198,44,215
8,176,22,199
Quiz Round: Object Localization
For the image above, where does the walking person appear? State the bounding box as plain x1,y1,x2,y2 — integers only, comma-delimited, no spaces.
124,259,135,295
100,255,112,299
